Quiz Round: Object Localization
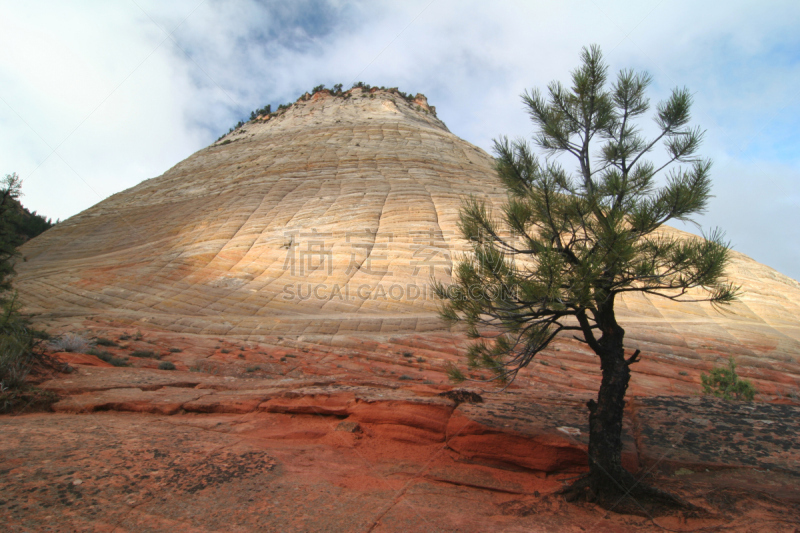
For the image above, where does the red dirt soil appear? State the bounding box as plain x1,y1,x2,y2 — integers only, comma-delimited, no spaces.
2,319,799,532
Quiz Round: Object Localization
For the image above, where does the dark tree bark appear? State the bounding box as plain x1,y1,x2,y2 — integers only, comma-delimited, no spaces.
587,323,634,501
568,307,690,513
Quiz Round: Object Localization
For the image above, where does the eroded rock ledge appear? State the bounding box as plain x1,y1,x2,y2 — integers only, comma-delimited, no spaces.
38,366,800,479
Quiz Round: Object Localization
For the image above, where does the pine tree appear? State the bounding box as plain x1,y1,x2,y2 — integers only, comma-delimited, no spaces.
0,173,24,294
434,45,737,510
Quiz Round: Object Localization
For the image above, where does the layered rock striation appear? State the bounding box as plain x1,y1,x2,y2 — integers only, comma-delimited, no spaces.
15,88,800,396
18,88,505,336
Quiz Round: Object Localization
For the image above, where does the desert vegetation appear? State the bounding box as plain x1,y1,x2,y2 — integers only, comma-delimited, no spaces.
0,173,57,412
217,82,432,142
701,357,756,401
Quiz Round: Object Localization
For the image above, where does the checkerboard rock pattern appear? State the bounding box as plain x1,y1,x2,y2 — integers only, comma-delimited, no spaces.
16,89,800,397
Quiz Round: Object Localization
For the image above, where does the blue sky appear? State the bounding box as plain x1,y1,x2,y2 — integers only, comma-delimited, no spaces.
1,0,799,280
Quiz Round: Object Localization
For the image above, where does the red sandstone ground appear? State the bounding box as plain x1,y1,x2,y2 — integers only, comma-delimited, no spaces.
2,319,799,532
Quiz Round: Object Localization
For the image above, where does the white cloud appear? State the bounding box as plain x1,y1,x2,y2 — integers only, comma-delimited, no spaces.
1,0,798,278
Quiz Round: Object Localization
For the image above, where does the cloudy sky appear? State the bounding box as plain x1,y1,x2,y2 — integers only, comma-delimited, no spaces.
2,1,799,280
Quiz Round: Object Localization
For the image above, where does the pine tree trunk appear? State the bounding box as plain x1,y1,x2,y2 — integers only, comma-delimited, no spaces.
564,310,692,514
586,330,635,502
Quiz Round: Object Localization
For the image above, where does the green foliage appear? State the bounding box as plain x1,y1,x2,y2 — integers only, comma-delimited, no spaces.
250,104,272,120
86,347,111,358
445,362,467,384
131,349,158,359
95,337,118,347
0,295,35,391
1,386,58,414
0,174,56,396
97,353,130,367
158,361,176,371
222,83,430,143
88,347,131,367
435,45,737,384
701,357,756,401
0,174,24,293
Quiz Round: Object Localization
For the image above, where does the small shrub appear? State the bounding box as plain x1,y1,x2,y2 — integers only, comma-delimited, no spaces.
246,366,259,373
118,334,131,341
220,349,230,354
50,333,92,353
158,361,175,371
0,298,36,381
95,337,118,347
701,357,756,401
679,371,688,376
402,352,413,358
94,351,129,367
417,357,425,363
86,347,111,358
169,348,182,353
31,329,50,340
398,375,414,381
131,349,158,359
0,332,34,390
1,387,59,414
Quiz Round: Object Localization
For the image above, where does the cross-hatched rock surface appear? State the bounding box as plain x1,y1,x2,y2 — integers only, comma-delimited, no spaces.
14,89,800,398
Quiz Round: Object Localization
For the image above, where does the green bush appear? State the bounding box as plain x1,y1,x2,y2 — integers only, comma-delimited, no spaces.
92,350,129,367
0,295,36,391
158,361,175,371
1,387,59,414
131,349,158,359
701,357,756,401
95,337,118,347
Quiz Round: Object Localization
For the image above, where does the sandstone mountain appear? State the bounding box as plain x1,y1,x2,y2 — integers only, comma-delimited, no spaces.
7,88,800,532
15,88,800,396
